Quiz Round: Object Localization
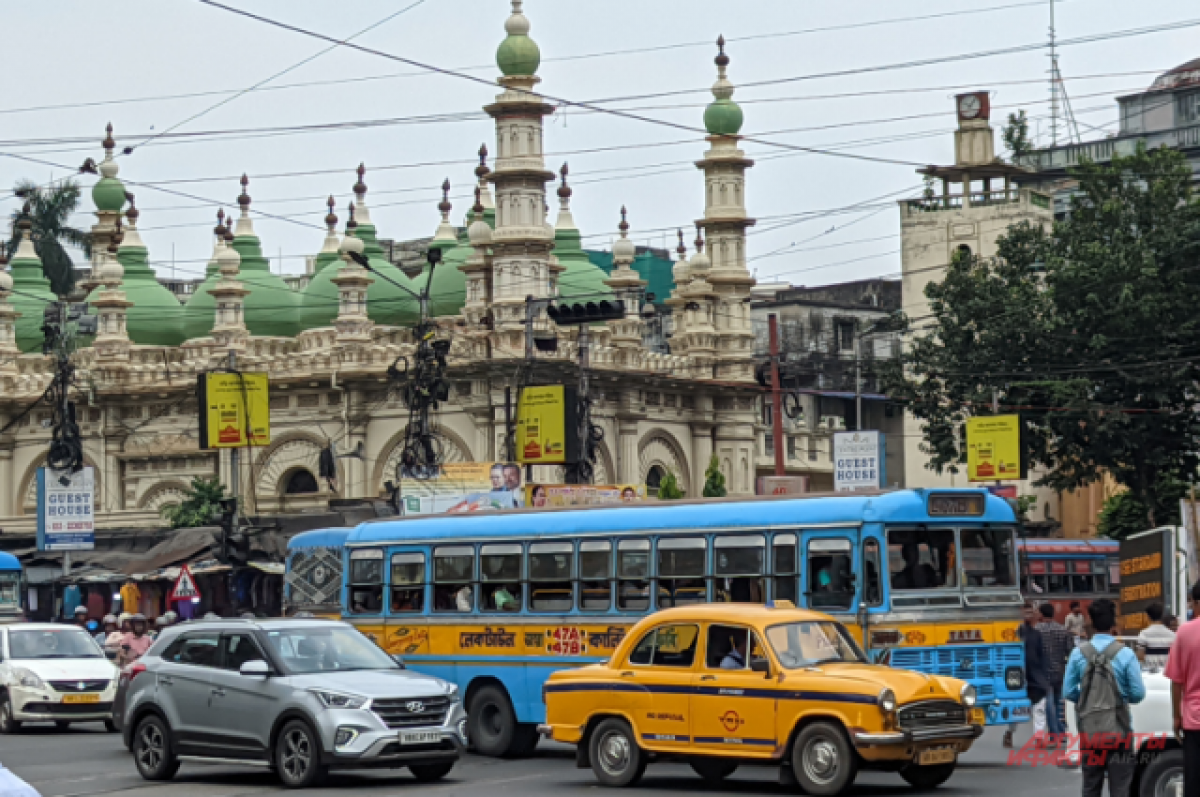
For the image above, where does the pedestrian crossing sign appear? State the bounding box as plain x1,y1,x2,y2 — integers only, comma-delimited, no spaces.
170,565,202,602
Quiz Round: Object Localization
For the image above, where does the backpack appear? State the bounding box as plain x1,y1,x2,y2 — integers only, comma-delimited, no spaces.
1076,641,1131,737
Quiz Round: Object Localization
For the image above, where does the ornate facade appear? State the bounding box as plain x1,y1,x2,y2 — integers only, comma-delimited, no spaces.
0,2,760,529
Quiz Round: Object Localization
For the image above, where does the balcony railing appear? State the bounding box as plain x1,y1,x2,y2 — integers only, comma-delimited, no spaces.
1016,124,1200,173
901,188,1051,216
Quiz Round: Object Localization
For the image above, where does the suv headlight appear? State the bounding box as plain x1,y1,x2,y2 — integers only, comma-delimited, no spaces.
1005,667,1024,690
12,667,46,690
310,689,369,710
877,687,897,713
960,683,977,707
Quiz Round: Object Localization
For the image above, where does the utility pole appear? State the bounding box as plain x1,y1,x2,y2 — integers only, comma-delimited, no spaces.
227,349,239,502
854,334,863,432
768,314,785,477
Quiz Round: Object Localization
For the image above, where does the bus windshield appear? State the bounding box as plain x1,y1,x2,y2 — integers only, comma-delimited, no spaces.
765,621,865,668
887,529,957,590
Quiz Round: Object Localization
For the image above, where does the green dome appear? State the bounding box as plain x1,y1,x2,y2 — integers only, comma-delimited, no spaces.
91,177,126,213
497,35,540,76
425,231,470,318
704,99,744,136
300,220,420,330
555,226,613,302
8,249,56,353
87,238,186,346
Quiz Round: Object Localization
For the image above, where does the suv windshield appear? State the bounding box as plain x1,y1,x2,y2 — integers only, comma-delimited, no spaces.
765,621,865,669
262,626,399,674
10,629,103,659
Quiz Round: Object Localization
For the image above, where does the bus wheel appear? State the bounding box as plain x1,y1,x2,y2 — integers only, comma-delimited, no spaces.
468,685,519,758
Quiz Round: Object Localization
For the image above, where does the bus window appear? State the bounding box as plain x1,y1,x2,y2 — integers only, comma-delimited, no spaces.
773,534,797,603
580,541,612,611
714,535,764,603
863,538,882,606
390,553,425,613
657,538,707,608
618,539,651,611
807,538,854,611
348,549,384,614
529,542,573,612
481,544,522,612
887,529,957,590
434,546,474,613
960,528,1015,587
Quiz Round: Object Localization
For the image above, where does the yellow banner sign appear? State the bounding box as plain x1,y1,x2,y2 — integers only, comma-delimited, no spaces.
965,415,1020,482
200,372,270,449
517,386,575,464
525,484,647,508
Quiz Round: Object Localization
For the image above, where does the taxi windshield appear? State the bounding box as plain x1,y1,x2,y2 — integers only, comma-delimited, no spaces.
765,621,865,669
9,629,103,659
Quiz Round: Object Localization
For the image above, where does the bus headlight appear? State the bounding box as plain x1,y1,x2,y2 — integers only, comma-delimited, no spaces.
877,687,897,713
960,683,977,707
1005,667,1024,690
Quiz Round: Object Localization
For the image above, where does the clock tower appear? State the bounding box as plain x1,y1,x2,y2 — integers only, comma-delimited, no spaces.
954,90,995,167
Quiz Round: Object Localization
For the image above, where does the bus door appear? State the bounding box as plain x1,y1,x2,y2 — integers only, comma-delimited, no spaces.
799,532,858,624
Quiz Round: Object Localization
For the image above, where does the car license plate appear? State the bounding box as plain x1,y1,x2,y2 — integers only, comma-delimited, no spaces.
918,748,956,766
400,731,441,745
63,694,100,704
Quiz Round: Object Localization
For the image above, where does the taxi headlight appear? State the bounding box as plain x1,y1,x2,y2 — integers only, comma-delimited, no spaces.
960,683,977,707
877,687,897,713
12,667,46,691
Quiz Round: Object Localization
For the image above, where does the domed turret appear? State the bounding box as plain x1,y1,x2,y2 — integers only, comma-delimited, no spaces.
689,224,711,274
612,206,636,263
671,229,691,287
496,0,541,77
553,164,613,301
91,124,126,214
703,36,744,137
426,179,473,317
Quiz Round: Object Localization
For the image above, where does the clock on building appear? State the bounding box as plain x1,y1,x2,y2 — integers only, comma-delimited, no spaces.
956,92,989,121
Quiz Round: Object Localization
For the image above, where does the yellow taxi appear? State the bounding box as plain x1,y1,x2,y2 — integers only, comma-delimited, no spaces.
540,602,984,795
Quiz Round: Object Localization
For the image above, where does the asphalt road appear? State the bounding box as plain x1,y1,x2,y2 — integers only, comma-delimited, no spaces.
0,724,1080,797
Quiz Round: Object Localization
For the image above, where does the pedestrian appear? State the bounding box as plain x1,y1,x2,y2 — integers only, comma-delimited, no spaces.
1004,602,1051,749
71,605,88,628
95,614,117,647
1136,601,1176,670
1064,601,1087,639
1064,598,1145,797
1036,602,1073,741
1166,582,1200,797
1166,614,1181,633
106,613,130,655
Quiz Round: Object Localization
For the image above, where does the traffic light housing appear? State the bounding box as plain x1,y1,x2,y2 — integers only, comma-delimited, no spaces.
547,299,626,325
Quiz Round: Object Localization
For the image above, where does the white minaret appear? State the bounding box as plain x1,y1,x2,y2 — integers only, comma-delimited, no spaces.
678,225,718,373
696,36,756,381
208,210,250,352
462,187,494,331
0,253,18,376
604,207,648,360
92,212,133,364
332,205,374,346
485,0,557,352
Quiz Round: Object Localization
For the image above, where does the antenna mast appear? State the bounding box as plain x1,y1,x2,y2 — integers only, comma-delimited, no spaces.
1048,0,1082,145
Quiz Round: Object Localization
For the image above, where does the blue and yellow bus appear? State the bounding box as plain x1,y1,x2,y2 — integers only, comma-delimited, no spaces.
284,528,351,618
0,552,23,623
333,488,1030,756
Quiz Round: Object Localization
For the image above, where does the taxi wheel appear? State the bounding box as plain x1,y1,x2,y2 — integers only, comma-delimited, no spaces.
690,759,738,781
0,696,21,734
899,761,955,789
791,722,857,796
589,718,647,787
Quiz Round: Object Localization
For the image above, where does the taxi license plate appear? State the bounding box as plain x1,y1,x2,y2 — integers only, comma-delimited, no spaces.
401,731,441,745
62,694,100,704
918,748,956,766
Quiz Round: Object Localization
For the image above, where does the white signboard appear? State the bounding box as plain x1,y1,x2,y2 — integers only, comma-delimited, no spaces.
833,432,886,492
36,467,96,552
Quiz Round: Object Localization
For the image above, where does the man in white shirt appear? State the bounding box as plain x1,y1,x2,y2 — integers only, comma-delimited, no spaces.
1063,601,1086,638
1137,601,1176,670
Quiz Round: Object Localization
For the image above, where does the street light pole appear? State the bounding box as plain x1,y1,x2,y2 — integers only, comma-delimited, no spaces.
768,313,785,477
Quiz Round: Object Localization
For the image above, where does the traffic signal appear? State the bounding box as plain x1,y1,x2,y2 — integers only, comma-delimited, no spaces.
546,300,626,325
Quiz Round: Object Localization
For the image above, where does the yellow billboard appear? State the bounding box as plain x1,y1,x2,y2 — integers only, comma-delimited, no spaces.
525,484,647,507
966,415,1021,482
199,372,270,449
516,386,578,464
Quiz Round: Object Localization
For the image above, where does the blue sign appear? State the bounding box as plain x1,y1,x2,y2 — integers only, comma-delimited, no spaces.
36,467,96,552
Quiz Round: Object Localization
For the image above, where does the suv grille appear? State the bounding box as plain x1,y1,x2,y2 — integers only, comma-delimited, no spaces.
898,700,967,731
372,696,451,729
49,680,110,693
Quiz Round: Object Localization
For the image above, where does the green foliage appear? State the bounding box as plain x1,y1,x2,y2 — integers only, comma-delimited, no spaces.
6,179,91,297
1015,495,1038,518
885,145,1200,527
1098,477,1186,539
656,470,686,500
1002,110,1033,159
161,475,226,529
702,455,727,498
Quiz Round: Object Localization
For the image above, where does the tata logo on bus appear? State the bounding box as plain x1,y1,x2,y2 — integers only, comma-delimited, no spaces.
947,629,985,644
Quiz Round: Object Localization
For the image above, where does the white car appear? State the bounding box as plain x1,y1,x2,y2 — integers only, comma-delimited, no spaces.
0,623,119,733
1066,669,1181,797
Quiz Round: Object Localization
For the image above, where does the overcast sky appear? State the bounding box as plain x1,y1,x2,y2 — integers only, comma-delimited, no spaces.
2,0,1195,289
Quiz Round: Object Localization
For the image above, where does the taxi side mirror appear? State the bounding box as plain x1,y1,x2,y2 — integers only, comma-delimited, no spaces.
750,657,771,675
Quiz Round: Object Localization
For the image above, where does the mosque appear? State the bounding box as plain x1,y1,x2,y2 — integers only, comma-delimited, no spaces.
0,1,762,526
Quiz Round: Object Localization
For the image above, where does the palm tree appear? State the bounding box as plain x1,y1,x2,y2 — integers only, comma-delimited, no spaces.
6,179,92,297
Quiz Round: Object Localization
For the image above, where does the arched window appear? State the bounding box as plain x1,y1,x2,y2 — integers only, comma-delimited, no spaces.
646,465,666,492
955,244,973,261
284,469,320,495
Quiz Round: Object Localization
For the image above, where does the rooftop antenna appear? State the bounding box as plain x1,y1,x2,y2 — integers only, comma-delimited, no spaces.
1048,0,1082,145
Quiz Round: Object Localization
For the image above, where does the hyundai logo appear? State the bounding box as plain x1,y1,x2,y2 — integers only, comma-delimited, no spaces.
406,701,425,713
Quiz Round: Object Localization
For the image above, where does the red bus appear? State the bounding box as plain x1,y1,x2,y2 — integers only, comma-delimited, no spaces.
1017,538,1120,623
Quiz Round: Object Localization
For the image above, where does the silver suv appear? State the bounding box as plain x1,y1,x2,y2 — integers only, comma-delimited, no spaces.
122,618,465,788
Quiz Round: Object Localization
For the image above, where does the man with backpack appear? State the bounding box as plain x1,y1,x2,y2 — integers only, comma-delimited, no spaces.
1063,599,1146,797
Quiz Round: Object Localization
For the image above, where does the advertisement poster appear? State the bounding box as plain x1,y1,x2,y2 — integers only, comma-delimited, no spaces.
36,467,95,552
525,484,647,508
833,431,886,492
757,476,810,496
516,386,579,464
400,462,525,515
966,415,1021,482
198,372,270,449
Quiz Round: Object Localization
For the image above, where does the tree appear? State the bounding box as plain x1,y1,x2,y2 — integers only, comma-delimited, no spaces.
885,145,1200,527
656,470,686,500
702,455,727,498
1002,110,1033,160
6,179,92,297
162,475,227,529
1098,477,1186,540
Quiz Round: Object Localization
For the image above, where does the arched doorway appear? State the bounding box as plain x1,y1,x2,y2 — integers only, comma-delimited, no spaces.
646,465,666,493
284,469,320,495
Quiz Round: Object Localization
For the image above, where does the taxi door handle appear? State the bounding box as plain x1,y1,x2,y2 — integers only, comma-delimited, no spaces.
620,671,634,678
699,675,716,681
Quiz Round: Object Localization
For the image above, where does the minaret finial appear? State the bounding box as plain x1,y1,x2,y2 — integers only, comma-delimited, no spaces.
237,174,251,213
346,201,358,232
354,163,367,197
618,206,629,237
102,123,115,154
676,229,687,261
715,35,729,74
325,196,338,231
438,179,452,222
473,187,484,215
125,194,139,228
694,223,705,254
476,145,490,182
215,208,227,239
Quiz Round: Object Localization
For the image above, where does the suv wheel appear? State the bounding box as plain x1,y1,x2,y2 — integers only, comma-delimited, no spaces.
276,719,327,789
589,718,646,787
134,715,180,781
791,722,857,796
0,696,21,734
410,762,456,782
1140,750,1183,797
